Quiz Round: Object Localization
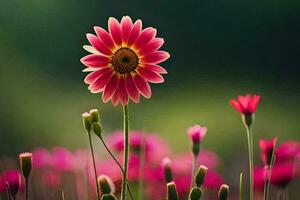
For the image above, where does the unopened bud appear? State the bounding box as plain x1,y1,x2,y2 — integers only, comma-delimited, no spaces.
195,165,208,187
82,112,92,131
90,108,100,123
92,122,102,138
167,182,179,200
189,187,202,200
162,158,173,183
98,175,115,195
19,152,33,180
101,194,117,200
218,184,229,200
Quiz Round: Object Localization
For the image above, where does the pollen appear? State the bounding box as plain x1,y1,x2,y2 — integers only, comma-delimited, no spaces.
111,47,139,74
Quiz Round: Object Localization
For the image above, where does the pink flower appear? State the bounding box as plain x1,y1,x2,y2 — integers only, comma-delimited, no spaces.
0,176,5,193
275,140,300,162
271,162,295,188
259,138,277,166
187,124,207,143
81,16,170,106
230,94,260,115
254,166,266,191
32,148,52,169
107,130,171,163
2,170,22,197
51,147,75,171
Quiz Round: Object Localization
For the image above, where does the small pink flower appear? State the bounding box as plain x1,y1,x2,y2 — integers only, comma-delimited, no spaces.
187,124,207,143
275,140,300,162
2,170,22,197
230,94,260,115
254,166,266,191
51,147,75,171
32,148,52,169
271,162,295,188
259,138,277,166
0,176,5,193
81,16,170,106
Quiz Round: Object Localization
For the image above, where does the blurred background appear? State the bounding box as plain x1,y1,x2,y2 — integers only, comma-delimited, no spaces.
0,0,300,198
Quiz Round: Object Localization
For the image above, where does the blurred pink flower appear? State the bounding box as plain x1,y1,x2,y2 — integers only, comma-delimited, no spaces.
32,148,51,169
254,166,265,191
0,176,5,193
270,162,295,188
81,16,169,106
51,147,74,171
72,149,90,171
107,130,171,163
2,170,22,197
275,140,300,162
230,94,260,115
259,138,277,166
41,171,62,187
187,124,207,143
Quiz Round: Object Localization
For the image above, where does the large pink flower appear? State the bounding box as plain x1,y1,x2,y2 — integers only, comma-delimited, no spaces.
259,138,277,166
230,94,260,115
275,140,300,162
81,16,170,106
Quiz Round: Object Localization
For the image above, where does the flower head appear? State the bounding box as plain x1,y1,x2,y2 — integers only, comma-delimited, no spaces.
275,140,300,162
230,94,260,116
187,125,207,144
259,138,277,166
2,170,22,197
19,152,33,180
270,162,295,188
81,16,170,106
32,148,51,169
0,176,5,193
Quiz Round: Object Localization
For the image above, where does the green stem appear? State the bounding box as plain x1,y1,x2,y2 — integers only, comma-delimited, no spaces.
61,188,65,200
138,135,146,200
190,154,198,189
25,178,29,200
245,126,253,200
239,172,243,200
99,137,134,200
121,105,130,200
87,131,100,200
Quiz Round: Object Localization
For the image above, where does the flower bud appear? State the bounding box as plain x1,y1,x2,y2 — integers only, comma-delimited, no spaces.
98,175,115,195
162,158,173,183
195,165,208,187
101,194,117,200
82,112,92,131
189,187,202,200
92,122,102,138
167,182,179,200
218,184,229,200
19,152,33,180
242,114,254,128
187,125,207,156
90,108,100,123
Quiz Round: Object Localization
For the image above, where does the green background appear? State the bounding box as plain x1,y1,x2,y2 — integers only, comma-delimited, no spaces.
0,0,300,196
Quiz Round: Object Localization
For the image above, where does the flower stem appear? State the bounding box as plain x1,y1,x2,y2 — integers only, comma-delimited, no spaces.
239,172,243,200
121,105,130,200
87,131,100,200
99,137,134,200
61,188,65,200
263,151,276,200
190,154,198,189
245,126,253,200
25,178,29,200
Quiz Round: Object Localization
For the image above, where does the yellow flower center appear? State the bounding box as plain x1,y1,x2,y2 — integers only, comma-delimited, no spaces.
111,47,139,74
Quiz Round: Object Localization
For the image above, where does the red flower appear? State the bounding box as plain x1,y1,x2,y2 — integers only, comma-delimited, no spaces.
81,16,170,106
270,162,295,188
259,138,277,166
230,94,260,115
275,140,300,163
1,170,22,197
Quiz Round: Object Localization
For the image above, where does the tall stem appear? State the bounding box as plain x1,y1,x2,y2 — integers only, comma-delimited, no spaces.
246,126,253,200
25,178,29,200
190,155,198,189
87,131,100,200
121,105,130,200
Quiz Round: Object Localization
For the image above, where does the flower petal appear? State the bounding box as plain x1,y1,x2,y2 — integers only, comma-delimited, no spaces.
143,64,168,74
230,99,245,114
141,51,170,64
117,77,129,106
249,95,260,113
134,27,157,51
86,34,112,55
88,70,113,93
84,67,111,84
108,17,122,46
111,92,120,106
133,74,151,98
94,26,116,50
125,74,140,103
138,67,164,83
121,16,133,44
81,54,110,68
238,95,251,111
127,19,142,47
138,38,164,56
83,45,99,54
102,74,120,102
